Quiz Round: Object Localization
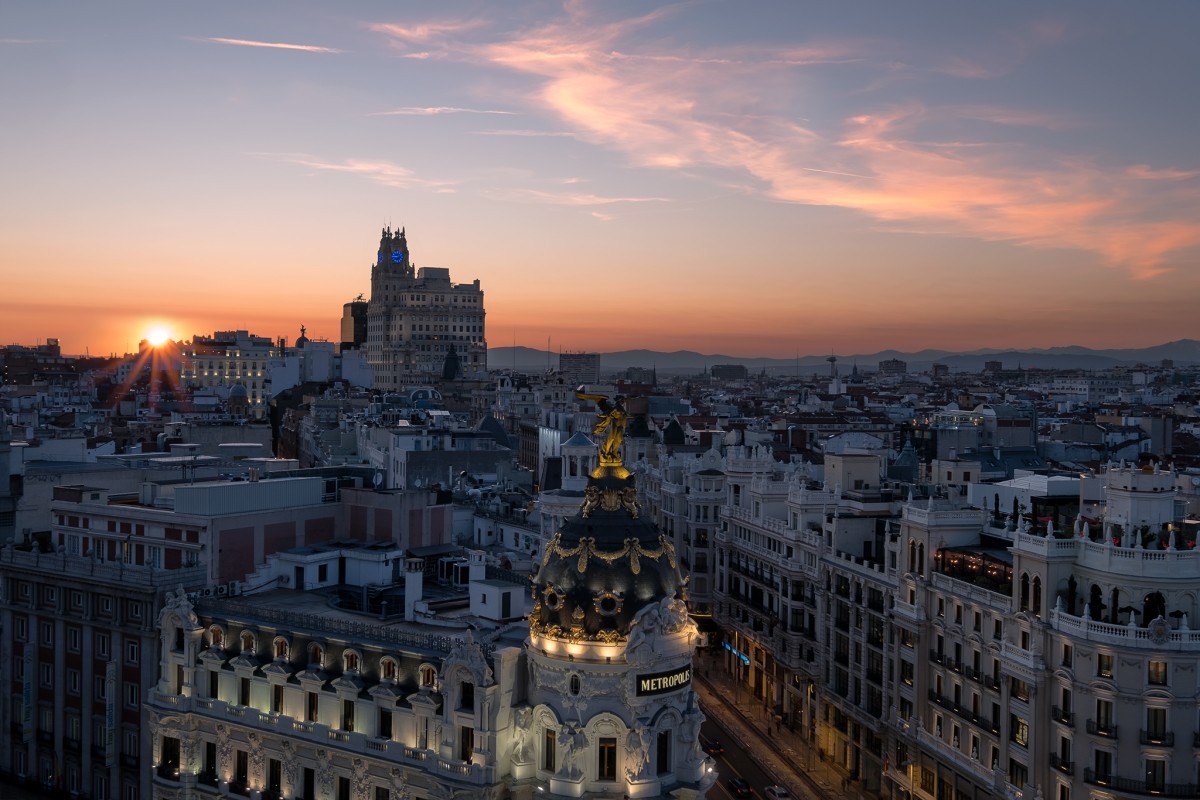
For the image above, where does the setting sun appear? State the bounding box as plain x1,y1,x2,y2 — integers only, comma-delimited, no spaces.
145,326,173,347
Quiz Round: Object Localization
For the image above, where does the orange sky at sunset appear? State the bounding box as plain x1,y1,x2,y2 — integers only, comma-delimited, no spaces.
3,3,1199,359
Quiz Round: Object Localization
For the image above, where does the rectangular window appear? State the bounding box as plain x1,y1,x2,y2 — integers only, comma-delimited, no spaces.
1147,759,1166,792
126,641,140,665
378,709,392,740
598,737,617,781
14,617,27,641
307,692,319,722
1148,660,1167,685
67,669,81,694
1147,706,1167,739
375,788,390,800
459,725,474,762
1009,715,1029,747
1097,653,1113,678
1062,643,1073,667
656,729,671,775
337,776,351,800
544,728,556,771
342,699,355,732
41,622,54,646
125,682,140,708
271,685,283,715
1008,759,1028,789
235,750,249,789
40,663,53,688
67,627,81,653
239,677,250,706
97,633,111,658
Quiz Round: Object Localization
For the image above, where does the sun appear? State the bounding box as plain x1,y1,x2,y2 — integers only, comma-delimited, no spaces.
145,325,173,347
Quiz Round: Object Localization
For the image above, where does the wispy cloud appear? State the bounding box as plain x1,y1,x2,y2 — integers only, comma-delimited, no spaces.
367,20,483,45
252,152,454,191
486,188,668,206
471,129,575,137
204,37,341,53
0,38,60,45
440,8,1200,278
369,106,514,116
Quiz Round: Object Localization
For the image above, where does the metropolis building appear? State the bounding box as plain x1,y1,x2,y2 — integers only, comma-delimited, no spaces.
140,391,713,800
364,227,487,389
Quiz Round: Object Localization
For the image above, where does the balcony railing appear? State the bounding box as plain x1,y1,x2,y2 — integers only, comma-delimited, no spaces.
1084,768,1199,798
1051,706,1074,727
1049,754,1073,775
1140,729,1174,746
1086,719,1118,738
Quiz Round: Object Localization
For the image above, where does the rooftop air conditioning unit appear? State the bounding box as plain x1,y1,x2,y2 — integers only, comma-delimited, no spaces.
199,587,215,598
278,575,290,586
215,585,229,597
227,581,240,596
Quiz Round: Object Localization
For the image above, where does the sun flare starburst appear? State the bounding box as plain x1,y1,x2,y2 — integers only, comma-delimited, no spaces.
145,326,172,347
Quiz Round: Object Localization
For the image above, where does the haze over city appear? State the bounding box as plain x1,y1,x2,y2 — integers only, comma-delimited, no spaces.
3,1,1198,358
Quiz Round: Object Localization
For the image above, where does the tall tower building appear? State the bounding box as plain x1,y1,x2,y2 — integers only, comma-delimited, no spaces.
365,226,487,389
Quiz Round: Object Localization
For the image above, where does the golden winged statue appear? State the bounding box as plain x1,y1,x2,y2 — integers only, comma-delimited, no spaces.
575,388,630,478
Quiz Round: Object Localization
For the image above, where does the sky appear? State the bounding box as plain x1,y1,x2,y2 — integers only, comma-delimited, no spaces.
2,1,1198,359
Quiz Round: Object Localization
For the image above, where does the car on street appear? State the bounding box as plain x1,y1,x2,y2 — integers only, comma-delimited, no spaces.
764,786,791,799
702,738,725,756
728,777,754,796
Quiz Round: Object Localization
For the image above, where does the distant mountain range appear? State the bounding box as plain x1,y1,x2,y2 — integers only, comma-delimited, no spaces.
487,339,1200,375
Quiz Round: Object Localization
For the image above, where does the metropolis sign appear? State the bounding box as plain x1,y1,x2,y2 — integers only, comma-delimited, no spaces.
636,666,692,696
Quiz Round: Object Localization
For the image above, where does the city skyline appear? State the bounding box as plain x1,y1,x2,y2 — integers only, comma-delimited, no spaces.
3,1,1198,358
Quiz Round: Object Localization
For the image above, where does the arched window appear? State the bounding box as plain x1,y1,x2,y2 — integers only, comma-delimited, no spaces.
917,543,925,577
208,626,224,649
419,664,437,689
1019,574,1030,612
273,637,289,661
908,540,916,572
380,657,398,682
343,650,360,673
1032,577,1042,618
240,631,256,654
1143,591,1166,624
308,643,325,668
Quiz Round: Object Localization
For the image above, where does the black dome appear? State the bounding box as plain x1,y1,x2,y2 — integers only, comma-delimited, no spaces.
530,474,686,643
